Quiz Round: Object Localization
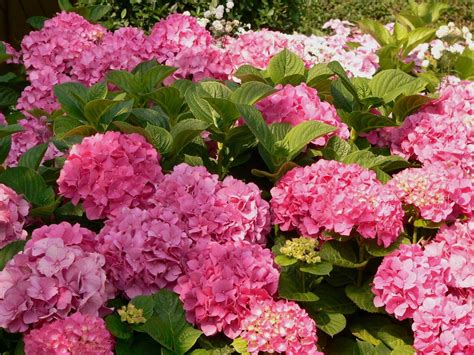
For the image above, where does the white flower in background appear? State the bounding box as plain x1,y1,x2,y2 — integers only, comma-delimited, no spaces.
436,25,449,38
215,5,225,19
430,39,446,59
182,11,191,16
421,59,430,67
448,43,465,54
204,10,211,18
212,20,224,31
226,1,235,9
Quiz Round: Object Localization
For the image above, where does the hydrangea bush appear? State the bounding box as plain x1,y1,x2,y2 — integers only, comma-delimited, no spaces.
0,2,473,354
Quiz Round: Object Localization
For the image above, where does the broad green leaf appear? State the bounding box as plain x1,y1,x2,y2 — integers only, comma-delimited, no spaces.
26,16,47,30
54,117,84,138
106,70,136,94
0,124,23,138
310,283,358,314
172,79,194,96
328,61,360,100
455,49,474,80
358,19,394,46
58,0,73,10
378,325,413,350
0,136,11,164
200,81,233,99
84,99,116,128
413,219,444,229
342,150,378,169
320,240,368,268
344,112,397,133
274,255,298,266
369,70,427,103
234,65,266,83
148,87,183,119
100,99,134,127
0,167,55,206
331,79,356,112
236,104,275,154
391,345,416,355
307,63,333,87
322,136,352,161
170,119,209,157
86,82,108,101
280,121,336,160
203,98,240,128
300,262,333,275
185,85,216,124
18,144,48,170
231,338,250,354
230,82,275,105
132,108,170,129
0,240,25,271
392,95,433,121
61,125,96,139
313,312,347,336
345,281,384,313
278,271,319,302
145,124,173,155
137,290,202,354
267,49,305,85
130,295,155,320
54,83,88,120
105,313,132,339
365,234,408,257
269,123,292,141
402,28,436,56
140,65,177,93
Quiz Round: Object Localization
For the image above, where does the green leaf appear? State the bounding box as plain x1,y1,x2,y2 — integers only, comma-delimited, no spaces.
300,262,333,275
18,144,48,170
269,123,292,141
402,28,436,56
105,313,132,339
99,99,134,127
231,338,250,354
274,255,298,266
344,112,397,133
322,136,352,161
0,240,25,271
341,150,377,169
236,104,275,154
455,49,474,80
234,65,266,83
137,290,202,354
185,85,216,124
310,283,358,314
26,16,47,30
391,345,415,355
0,136,11,165
84,99,116,128
358,19,394,46
170,119,209,157
53,117,83,138
392,95,433,122
267,49,305,85
0,124,23,138
200,81,233,99
0,167,55,206
280,121,336,160
145,124,173,155
345,281,384,313
86,82,108,101
313,312,347,336
148,87,183,119
331,79,356,112
369,70,427,103
230,82,275,105
58,0,73,11
307,63,333,87
54,83,88,120
113,121,149,139
328,61,360,100
413,219,443,229
204,98,240,128
130,295,155,320
320,240,368,268
106,70,136,94
132,108,170,129
278,272,319,302
365,234,408,257
140,65,177,93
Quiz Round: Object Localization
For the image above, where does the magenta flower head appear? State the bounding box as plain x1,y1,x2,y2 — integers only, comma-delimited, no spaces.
0,183,29,248
0,222,113,332
174,239,279,338
24,312,114,355
58,131,163,220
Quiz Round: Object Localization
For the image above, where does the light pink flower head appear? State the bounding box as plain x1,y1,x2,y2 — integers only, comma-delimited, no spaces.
24,312,114,355
98,206,191,299
58,131,163,220
0,183,29,248
256,83,349,146
271,160,404,247
240,298,322,355
153,163,270,245
174,240,279,338
0,222,113,332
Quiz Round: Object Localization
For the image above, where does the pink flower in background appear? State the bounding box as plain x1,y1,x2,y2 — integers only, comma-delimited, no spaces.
174,240,279,338
1,41,20,64
240,298,321,355
153,163,270,245
389,162,474,222
256,83,349,145
58,132,163,220
0,183,29,248
24,312,114,355
98,207,191,298
271,160,404,246
0,222,112,332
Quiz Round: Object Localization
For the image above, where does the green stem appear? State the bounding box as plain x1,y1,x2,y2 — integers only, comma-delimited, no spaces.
413,226,418,244
356,238,366,287
350,128,358,143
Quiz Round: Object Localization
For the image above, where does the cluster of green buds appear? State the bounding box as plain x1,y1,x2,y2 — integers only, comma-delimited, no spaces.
280,236,321,264
118,303,147,324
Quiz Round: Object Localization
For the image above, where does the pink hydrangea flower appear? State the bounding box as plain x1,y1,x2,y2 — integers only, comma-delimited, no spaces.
1,41,20,64
0,222,113,332
240,298,322,355
58,132,163,220
389,162,474,222
97,207,191,299
24,312,114,355
271,160,404,247
372,244,448,320
0,183,29,248
256,83,349,145
153,163,270,245
174,240,279,338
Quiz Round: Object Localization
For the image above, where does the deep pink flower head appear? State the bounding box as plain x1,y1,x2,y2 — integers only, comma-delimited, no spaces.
372,244,448,320
153,163,270,245
256,83,349,146
24,312,114,355
412,293,473,354
0,222,113,332
271,160,404,247
240,298,322,355
1,41,20,64
97,207,191,299
148,13,212,63
174,240,279,338
0,184,29,248
58,131,163,220
389,162,474,222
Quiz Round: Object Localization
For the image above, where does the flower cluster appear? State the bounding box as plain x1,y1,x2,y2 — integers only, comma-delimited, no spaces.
97,207,191,298
23,312,114,355
389,162,474,222
256,83,349,145
152,163,270,245
0,222,112,332
240,298,321,355
58,131,163,220
373,220,474,353
0,184,29,248
271,160,404,247
174,240,279,338
280,237,321,264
